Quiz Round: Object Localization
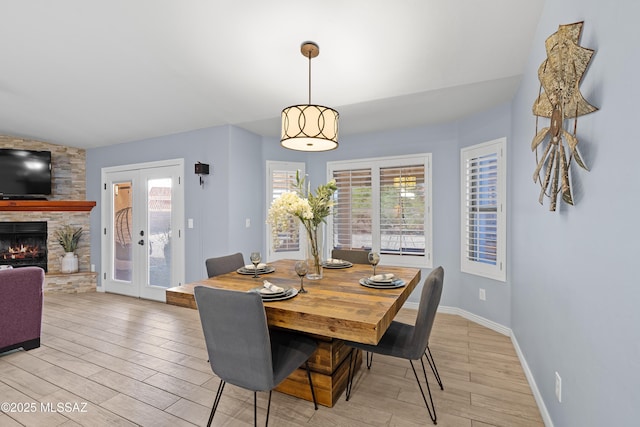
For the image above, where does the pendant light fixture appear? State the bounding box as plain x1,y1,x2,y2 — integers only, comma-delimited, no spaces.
281,41,339,151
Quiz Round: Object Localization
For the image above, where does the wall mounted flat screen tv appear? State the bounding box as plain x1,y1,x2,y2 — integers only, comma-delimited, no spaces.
0,149,52,197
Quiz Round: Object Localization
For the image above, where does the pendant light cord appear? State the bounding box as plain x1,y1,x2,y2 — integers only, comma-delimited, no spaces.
308,53,312,104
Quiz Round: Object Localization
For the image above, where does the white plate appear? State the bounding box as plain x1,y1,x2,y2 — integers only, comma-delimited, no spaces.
260,288,299,301
359,278,406,289
322,261,353,269
237,266,276,275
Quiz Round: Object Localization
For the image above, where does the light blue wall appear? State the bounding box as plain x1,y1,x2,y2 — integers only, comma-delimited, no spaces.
86,125,266,283
510,1,639,425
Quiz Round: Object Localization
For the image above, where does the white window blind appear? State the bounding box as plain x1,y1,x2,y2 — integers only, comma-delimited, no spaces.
266,161,305,261
461,138,506,281
380,165,426,256
328,154,432,268
332,169,372,250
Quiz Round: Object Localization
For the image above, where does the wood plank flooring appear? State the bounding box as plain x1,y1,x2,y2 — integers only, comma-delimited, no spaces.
0,292,544,426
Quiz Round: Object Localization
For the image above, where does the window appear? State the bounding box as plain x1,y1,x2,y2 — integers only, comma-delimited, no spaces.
328,154,432,268
460,138,506,281
266,161,305,261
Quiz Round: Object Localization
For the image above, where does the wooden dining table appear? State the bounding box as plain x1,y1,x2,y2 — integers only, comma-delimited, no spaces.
165,259,421,407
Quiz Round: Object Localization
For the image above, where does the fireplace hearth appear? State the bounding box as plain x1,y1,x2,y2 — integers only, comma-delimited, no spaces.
0,221,48,271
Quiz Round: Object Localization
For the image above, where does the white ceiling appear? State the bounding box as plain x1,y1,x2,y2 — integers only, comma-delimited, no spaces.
0,0,544,149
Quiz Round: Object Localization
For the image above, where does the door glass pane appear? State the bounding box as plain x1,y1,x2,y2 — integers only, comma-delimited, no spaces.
148,178,172,288
113,182,133,282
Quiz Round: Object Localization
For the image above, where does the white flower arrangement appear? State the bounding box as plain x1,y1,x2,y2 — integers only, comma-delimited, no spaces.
267,191,311,246
267,172,337,254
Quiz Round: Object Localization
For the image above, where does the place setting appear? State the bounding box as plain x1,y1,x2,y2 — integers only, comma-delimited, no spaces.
236,251,276,276
359,251,406,289
322,258,353,269
251,280,298,301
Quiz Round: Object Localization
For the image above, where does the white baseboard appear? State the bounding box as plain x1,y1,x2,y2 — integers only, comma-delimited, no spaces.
511,332,553,427
401,302,554,427
436,305,511,336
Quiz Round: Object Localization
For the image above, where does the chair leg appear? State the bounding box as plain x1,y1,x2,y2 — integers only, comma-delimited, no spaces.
366,351,373,369
305,361,318,410
263,390,272,427
345,348,356,401
425,345,443,390
409,356,437,424
207,380,226,427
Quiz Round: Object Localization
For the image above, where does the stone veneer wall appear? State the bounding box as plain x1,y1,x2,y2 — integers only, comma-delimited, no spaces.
0,135,96,292
0,135,86,200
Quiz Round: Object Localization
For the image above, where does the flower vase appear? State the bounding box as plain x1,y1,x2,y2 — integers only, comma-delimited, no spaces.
61,252,78,273
306,224,323,280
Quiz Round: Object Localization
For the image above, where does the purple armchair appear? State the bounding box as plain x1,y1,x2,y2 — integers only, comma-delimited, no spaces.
0,266,45,354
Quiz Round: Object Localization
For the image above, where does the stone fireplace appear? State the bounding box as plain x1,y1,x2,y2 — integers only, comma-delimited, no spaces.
0,221,48,271
0,135,96,293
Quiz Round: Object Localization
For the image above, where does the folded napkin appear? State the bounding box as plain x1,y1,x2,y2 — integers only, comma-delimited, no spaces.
369,273,395,282
245,263,267,270
261,280,284,294
325,258,345,264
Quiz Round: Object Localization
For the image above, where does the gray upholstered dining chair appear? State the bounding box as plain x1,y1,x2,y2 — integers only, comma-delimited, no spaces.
194,285,318,426
331,248,370,265
205,252,245,278
344,266,444,425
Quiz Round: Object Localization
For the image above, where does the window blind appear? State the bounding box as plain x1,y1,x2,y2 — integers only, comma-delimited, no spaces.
332,168,372,250
460,138,506,281
379,165,426,256
463,153,498,265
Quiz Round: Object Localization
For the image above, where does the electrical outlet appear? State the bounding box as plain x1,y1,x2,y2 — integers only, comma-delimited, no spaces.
479,288,486,301
555,371,562,402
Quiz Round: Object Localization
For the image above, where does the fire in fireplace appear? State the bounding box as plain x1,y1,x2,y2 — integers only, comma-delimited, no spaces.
0,221,48,271
2,243,42,259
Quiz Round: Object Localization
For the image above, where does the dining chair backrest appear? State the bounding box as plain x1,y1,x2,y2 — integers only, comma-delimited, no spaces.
408,266,444,360
331,249,369,265
194,286,275,391
205,252,245,278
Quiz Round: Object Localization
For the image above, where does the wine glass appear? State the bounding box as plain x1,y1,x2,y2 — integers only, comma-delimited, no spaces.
295,260,308,293
368,251,380,276
250,251,262,278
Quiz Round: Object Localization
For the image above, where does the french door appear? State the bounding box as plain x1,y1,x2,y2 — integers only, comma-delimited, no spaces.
101,159,184,301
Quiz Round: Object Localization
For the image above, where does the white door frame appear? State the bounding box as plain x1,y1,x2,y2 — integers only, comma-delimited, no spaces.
100,158,185,301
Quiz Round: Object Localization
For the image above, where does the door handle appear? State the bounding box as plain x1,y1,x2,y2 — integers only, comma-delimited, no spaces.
138,239,145,246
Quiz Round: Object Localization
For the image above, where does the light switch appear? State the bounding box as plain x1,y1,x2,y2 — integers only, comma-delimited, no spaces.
245,218,251,228
188,218,194,228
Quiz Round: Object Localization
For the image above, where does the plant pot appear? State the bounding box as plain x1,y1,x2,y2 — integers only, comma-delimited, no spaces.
61,252,78,273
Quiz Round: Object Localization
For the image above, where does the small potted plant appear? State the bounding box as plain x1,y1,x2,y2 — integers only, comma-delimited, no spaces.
55,225,83,273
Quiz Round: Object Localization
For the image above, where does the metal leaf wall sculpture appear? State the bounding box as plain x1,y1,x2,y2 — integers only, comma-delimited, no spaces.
532,21,598,211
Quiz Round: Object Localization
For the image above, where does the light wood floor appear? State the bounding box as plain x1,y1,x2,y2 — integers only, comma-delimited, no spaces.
0,292,544,426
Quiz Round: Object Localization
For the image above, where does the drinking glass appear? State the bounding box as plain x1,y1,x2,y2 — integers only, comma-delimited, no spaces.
295,260,308,293
250,251,262,278
368,251,380,276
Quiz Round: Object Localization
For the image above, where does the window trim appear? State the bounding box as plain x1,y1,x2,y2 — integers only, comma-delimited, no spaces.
460,137,506,282
327,153,432,269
